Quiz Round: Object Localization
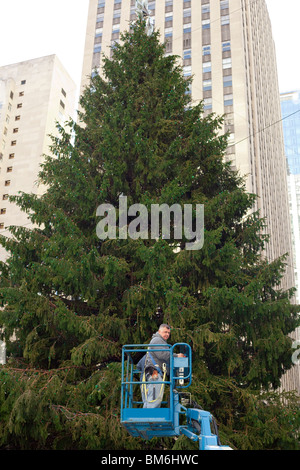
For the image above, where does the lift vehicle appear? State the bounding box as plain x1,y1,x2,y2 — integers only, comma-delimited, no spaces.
121,343,232,450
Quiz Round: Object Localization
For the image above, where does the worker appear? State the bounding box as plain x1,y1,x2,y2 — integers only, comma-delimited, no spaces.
137,324,185,408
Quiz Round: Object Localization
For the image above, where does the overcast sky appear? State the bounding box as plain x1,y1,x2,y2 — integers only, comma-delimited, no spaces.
0,0,299,95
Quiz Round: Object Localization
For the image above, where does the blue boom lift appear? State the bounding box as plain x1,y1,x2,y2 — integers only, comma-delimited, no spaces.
121,343,232,450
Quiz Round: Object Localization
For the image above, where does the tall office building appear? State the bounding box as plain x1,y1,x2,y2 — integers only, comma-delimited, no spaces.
280,91,300,394
0,55,76,260
80,0,299,392
281,91,300,305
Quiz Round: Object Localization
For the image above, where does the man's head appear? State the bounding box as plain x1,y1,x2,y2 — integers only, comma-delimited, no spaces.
158,324,171,341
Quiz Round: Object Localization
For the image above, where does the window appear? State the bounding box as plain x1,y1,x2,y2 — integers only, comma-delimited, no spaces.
165,27,173,38
0,209,6,214
21,80,26,85
183,37,191,49
202,19,210,29
223,75,232,87
13,128,18,133
183,49,191,60
113,11,121,24
220,0,229,9
17,103,22,109
203,45,211,56
9,153,15,159
2,195,8,200
6,167,13,173
19,91,24,97
202,62,212,73
15,115,21,121
222,57,232,69
59,100,65,110
221,15,230,25
11,141,17,146
202,4,210,14
10,91,14,100
224,94,233,106
183,65,192,77
222,41,231,52
0,223,4,229
183,23,191,33
4,181,10,186
61,88,66,98
203,79,212,91
203,98,212,110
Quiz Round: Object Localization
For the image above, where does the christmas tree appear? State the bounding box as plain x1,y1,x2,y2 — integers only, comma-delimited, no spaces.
0,20,299,450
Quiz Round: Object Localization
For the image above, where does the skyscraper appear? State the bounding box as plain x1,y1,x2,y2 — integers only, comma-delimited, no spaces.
281,91,300,304
280,91,300,394
80,0,299,392
0,55,76,260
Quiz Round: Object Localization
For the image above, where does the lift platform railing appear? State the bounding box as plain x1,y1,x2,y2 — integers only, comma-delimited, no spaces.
121,343,192,440
121,343,191,411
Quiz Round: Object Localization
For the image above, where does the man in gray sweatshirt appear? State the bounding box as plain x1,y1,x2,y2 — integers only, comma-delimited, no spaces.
138,324,185,408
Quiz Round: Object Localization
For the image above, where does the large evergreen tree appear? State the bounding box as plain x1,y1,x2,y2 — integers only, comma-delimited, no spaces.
0,20,299,450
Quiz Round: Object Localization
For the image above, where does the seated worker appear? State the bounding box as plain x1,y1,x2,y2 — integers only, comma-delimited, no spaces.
137,324,185,408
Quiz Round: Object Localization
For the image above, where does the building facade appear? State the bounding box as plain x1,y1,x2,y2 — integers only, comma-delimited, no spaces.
280,91,300,394
80,0,299,392
0,55,76,260
281,91,300,306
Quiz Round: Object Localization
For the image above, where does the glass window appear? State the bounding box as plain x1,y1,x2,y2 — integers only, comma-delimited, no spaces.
224,94,233,106
223,75,232,87
165,27,173,37
221,15,230,25
220,0,229,9
222,58,232,69
202,19,210,29
203,45,211,56
203,62,212,73
203,79,212,91
183,65,192,76
204,98,212,110
183,49,192,60
222,41,231,52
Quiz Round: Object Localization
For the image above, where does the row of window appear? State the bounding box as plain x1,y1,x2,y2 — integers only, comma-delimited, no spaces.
0,83,24,228
0,82,67,229
93,1,234,113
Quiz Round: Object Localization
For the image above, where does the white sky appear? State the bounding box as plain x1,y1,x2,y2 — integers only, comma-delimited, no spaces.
0,0,299,96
